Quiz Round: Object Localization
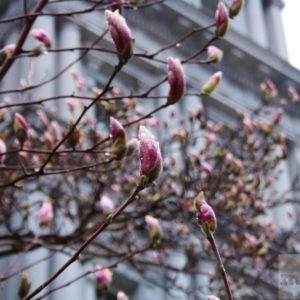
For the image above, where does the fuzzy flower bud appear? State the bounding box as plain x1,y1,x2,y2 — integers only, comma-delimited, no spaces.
99,195,114,214
229,0,244,18
194,192,217,235
215,2,229,37
207,46,223,63
288,86,300,103
1,44,16,58
145,215,162,244
117,291,129,300
201,71,223,95
105,10,133,63
0,138,6,164
18,272,31,299
126,138,139,157
39,202,54,227
139,126,163,186
110,116,127,160
204,132,216,146
14,112,30,145
30,29,51,48
167,57,186,104
208,296,220,300
95,265,113,287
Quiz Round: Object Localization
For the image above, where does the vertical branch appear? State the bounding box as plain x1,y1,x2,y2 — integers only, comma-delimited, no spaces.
206,232,233,300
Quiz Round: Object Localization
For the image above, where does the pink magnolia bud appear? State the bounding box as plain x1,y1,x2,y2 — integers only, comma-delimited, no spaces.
204,132,216,146
95,265,112,287
36,110,48,128
30,29,51,48
201,161,213,174
208,296,220,300
145,215,162,243
105,10,133,63
201,71,222,95
229,0,244,18
109,0,124,11
99,195,114,214
215,2,229,37
67,99,77,112
0,138,7,163
39,202,54,227
260,78,278,101
274,110,283,125
194,192,217,235
110,117,127,160
167,57,186,104
1,44,16,58
288,86,300,103
243,116,254,133
207,46,223,63
14,113,30,145
139,126,163,186
117,291,129,300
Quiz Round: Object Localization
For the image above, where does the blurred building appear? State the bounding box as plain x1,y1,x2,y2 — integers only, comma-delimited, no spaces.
0,0,300,299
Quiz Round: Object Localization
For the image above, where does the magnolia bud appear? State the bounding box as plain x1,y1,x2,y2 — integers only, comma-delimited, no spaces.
117,291,129,300
39,202,54,227
243,117,254,133
145,215,162,244
36,110,49,128
201,71,222,95
208,296,220,300
1,44,16,59
138,126,163,186
167,57,186,104
14,112,30,145
288,86,300,103
126,138,139,157
18,272,31,299
95,265,113,287
105,10,133,63
30,29,51,48
99,195,114,214
66,121,81,148
207,46,223,63
229,0,244,18
194,192,217,235
204,132,216,146
110,117,127,160
215,2,229,37
0,138,6,164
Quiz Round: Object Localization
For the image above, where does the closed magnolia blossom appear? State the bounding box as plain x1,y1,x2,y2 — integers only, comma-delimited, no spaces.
1,44,16,57
39,202,54,227
167,57,186,104
95,265,112,287
99,195,114,214
105,10,133,62
145,215,162,243
194,192,217,235
138,126,162,186
229,0,244,18
14,112,30,145
117,291,129,300
0,138,6,163
215,2,229,37
110,116,127,160
201,71,223,95
207,46,223,63
30,29,51,48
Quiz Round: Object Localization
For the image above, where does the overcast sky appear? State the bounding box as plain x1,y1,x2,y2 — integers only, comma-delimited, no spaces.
282,1,300,69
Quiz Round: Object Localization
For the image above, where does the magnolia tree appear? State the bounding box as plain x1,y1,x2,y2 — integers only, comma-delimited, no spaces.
0,0,299,299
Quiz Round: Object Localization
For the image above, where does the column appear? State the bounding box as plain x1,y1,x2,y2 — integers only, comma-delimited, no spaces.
246,0,268,48
265,0,288,60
